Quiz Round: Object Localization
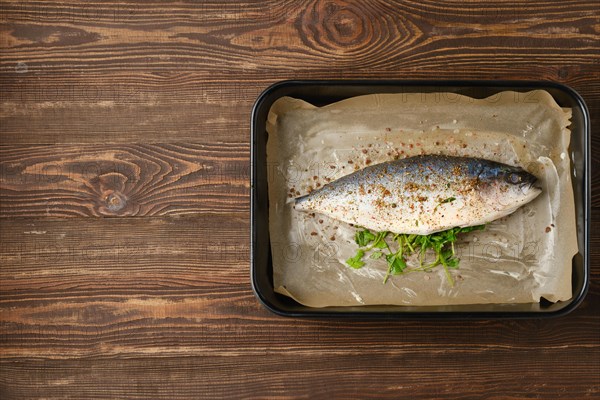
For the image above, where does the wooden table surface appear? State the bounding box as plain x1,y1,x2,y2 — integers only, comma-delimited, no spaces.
1,1,599,398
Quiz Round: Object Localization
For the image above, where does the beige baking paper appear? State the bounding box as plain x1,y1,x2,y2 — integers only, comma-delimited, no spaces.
266,91,577,307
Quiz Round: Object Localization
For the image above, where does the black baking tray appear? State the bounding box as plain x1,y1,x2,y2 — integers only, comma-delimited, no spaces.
250,80,590,318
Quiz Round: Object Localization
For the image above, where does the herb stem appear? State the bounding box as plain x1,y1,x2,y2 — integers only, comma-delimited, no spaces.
442,263,455,287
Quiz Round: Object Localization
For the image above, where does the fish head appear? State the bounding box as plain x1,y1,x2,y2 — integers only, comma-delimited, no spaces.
479,164,542,211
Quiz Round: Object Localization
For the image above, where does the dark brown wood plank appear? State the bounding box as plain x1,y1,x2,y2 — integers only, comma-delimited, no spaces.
1,1,598,75
1,0,599,145
0,143,249,217
1,349,598,400
591,134,600,208
0,215,249,296
0,77,264,144
1,74,598,145
2,292,598,359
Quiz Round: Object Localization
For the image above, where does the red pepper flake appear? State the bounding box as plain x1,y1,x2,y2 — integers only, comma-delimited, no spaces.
366,159,372,165
316,182,321,187
348,160,353,164
362,149,368,154
330,236,336,241
435,141,440,146
409,144,414,149
310,231,318,236
330,165,336,169
318,219,323,224
545,226,551,233
313,176,318,180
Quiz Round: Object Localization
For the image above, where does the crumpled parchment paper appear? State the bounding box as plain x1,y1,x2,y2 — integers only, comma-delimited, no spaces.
266,90,577,307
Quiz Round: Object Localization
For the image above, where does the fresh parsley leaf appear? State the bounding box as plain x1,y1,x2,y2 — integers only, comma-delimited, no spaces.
440,197,456,204
348,224,486,286
383,254,405,283
385,254,407,275
346,249,365,269
355,229,376,247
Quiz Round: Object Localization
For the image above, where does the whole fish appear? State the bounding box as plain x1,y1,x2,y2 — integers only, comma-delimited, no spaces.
294,155,541,235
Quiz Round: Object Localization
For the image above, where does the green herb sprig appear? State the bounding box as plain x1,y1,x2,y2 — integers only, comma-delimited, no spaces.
345,225,485,286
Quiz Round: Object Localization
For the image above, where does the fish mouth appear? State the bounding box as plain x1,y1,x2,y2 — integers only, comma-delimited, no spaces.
521,173,541,191
521,178,541,191
520,176,543,201
528,183,543,191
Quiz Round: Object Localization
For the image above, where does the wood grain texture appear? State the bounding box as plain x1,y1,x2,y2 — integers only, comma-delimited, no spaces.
0,144,249,217
0,0,599,399
0,350,597,399
1,0,599,145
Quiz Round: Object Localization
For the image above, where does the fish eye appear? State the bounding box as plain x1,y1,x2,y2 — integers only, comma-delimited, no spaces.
507,173,522,184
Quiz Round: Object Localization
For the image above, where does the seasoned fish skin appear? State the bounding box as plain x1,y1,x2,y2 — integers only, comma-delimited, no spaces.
294,155,541,235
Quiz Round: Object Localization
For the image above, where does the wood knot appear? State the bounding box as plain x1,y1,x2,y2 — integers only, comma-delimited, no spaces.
105,191,126,212
299,0,418,58
557,67,569,79
302,0,371,52
91,172,139,216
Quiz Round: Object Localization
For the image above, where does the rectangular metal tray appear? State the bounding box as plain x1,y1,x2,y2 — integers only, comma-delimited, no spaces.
251,80,590,318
